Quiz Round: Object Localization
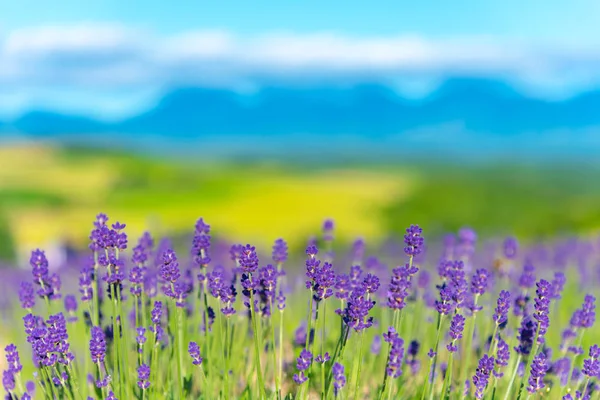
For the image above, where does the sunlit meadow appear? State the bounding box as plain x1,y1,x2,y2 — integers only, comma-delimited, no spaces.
1,213,599,400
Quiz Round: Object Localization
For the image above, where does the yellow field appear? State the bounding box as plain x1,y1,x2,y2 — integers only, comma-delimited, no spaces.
1,144,415,253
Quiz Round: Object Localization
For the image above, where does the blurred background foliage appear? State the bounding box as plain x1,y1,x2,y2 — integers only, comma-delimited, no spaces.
2,143,600,263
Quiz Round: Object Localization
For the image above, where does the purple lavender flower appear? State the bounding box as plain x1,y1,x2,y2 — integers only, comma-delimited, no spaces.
208,267,225,298
341,282,376,332
527,352,548,394
312,262,336,302
276,290,286,311
435,286,455,316
472,354,494,399
550,272,566,300
188,341,203,365
370,335,382,355
4,344,22,374
334,274,351,301
293,349,312,384
332,362,346,396
383,327,405,378
446,314,466,352
533,279,551,344
387,263,419,310
3,370,15,393
192,218,211,267
518,260,536,289
30,249,54,300
19,282,35,309
136,327,146,353
79,263,93,302
239,245,259,274
503,237,518,259
64,295,77,313
219,284,237,316
571,295,596,329
315,353,331,363
404,224,424,257
471,269,489,296
272,239,288,264
90,326,106,364
493,290,511,327
515,316,536,356
582,345,600,377
106,390,117,400
407,340,421,374
352,238,365,264
493,337,510,377
137,364,150,389
159,249,180,284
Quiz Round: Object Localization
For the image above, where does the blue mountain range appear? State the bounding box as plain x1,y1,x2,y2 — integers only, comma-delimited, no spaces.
2,77,600,160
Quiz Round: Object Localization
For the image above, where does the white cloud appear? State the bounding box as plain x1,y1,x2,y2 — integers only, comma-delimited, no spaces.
1,24,600,116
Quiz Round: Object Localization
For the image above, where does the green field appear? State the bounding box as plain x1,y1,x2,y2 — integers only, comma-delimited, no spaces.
2,143,600,261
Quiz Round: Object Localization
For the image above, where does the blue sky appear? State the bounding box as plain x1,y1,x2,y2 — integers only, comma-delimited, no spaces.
2,0,600,119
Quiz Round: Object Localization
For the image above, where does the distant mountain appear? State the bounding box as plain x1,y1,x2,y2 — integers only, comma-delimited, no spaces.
2,77,600,158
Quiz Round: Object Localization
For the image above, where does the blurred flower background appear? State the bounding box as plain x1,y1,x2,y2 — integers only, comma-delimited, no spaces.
2,0,600,265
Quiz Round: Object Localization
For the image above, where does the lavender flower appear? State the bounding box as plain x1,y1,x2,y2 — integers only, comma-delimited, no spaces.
137,364,150,389
527,352,548,394
239,244,259,274
136,327,146,353
472,354,494,399
446,314,466,352
192,218,211,266
341,281,376,331
493,338,510,377
515,316,536,356
571,295,596,329
19,282,35,309
159,249,180,284
503,237,518,259
3,370,15,393
4,344,22,374
293,349,312,384
404,225,424,257
188,341,203,365
383,327,405,378
550,272,566,300
272,239,288,264
533,279,551,344
387,263,419,310
493,290,511,327
519,260,536,289
90,326,106,364
582,344,600,377
332,362,346,396
471,269,489,296
371,335,382,355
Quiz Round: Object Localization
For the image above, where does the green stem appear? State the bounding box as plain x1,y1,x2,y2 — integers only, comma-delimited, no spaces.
218,304,229,400
517,326,541,400
278,310,284,400
352,331,365,400
176,305,185,400
250,290,267,400
109,284,121,399
440,353,454,400
460,295,479,390
427,314,445,400
502,354,522,400
563,330,586,396
91,253,100,327
305,292,314,351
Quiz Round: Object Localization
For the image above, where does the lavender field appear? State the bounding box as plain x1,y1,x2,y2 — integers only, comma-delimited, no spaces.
1,213,598,400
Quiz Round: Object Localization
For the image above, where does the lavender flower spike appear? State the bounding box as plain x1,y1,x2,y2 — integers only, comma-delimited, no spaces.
446,314,466,353
527,352,548,394
472,354,494,399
